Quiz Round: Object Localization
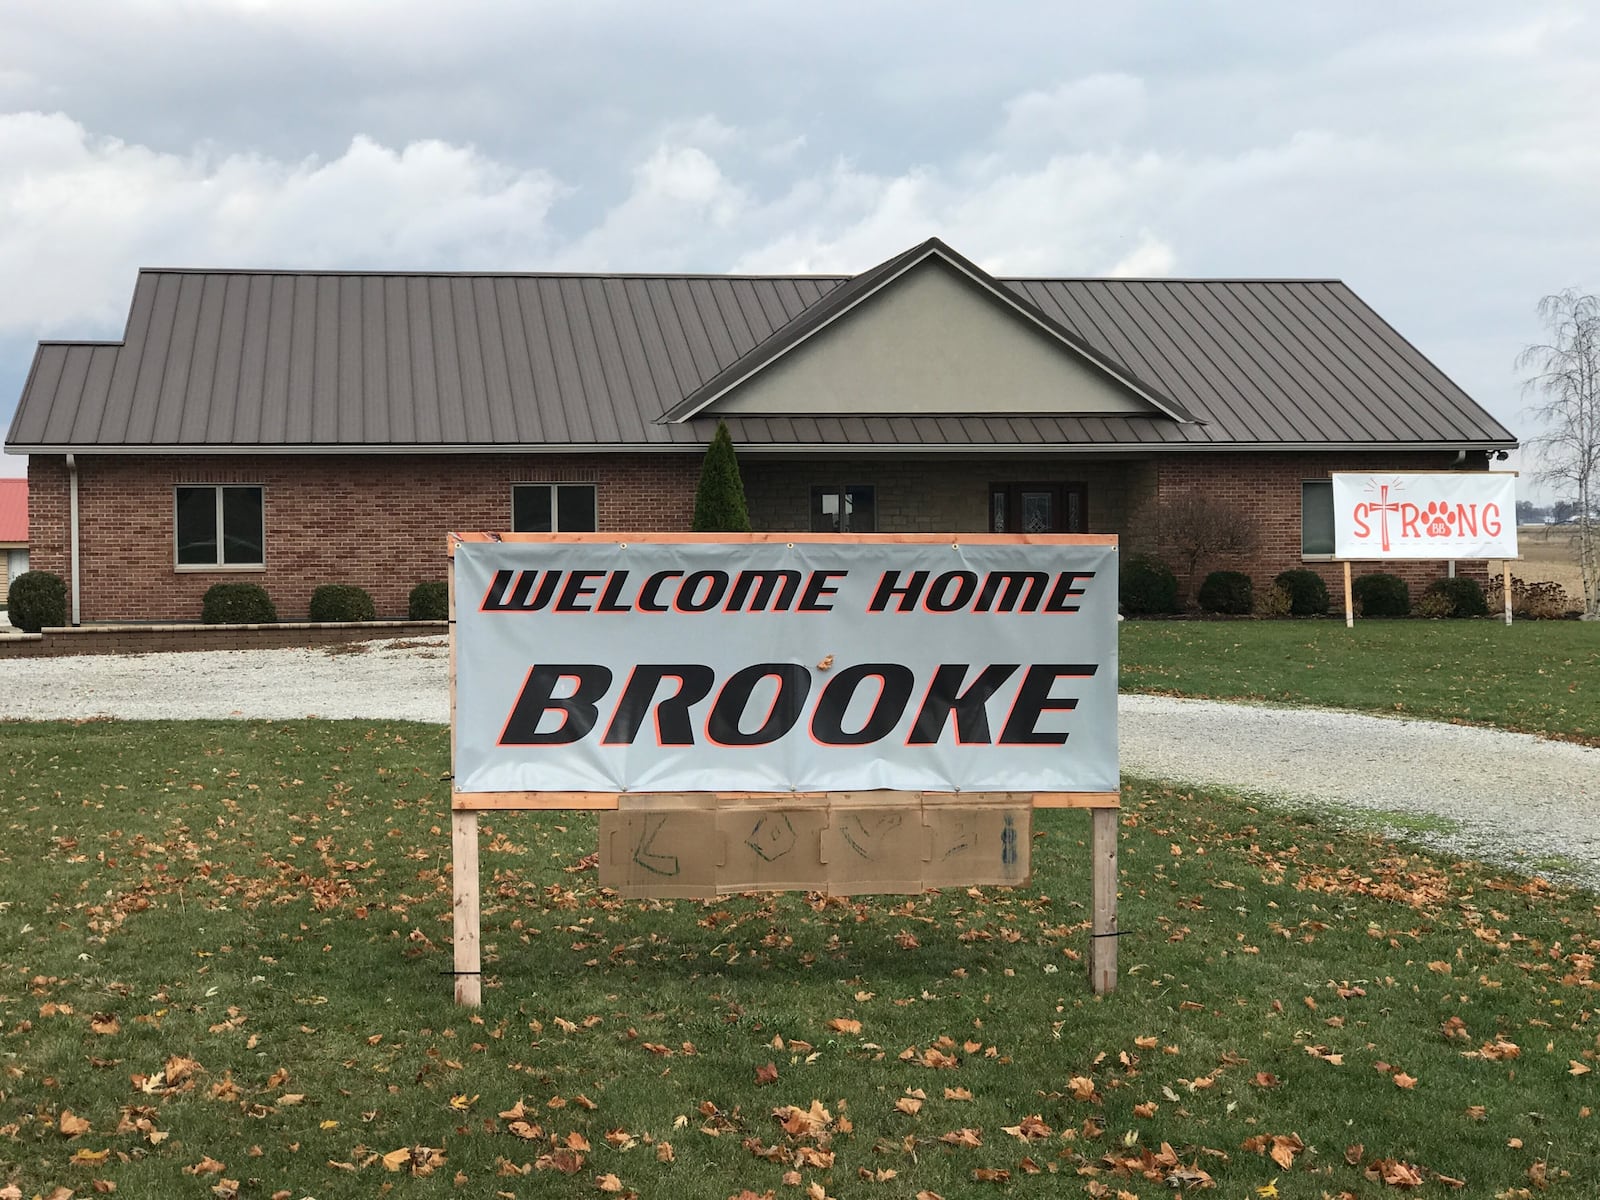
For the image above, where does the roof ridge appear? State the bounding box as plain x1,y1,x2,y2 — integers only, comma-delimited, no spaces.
132,265,1347,286
134,266,855,281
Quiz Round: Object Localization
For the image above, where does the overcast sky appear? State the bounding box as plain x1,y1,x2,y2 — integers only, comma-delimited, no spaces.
1,1,1595,492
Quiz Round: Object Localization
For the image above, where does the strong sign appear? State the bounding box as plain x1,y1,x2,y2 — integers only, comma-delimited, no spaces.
1331,472,1517,560
452,534,1120,796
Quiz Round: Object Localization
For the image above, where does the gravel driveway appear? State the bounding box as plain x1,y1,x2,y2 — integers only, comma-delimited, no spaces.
3,637,1597,886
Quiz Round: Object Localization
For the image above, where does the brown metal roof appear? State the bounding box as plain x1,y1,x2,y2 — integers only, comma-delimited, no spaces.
5,246,1516,454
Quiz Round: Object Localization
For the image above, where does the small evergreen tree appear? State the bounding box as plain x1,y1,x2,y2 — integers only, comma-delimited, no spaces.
692,420,752,532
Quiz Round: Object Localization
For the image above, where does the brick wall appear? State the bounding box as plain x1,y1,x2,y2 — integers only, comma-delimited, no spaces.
26,453,701,622
1140,450,1494,599
26,448,1493,622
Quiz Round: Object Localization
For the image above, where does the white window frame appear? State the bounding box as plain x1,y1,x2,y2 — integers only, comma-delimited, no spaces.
510,483,599,533
173,484,266,572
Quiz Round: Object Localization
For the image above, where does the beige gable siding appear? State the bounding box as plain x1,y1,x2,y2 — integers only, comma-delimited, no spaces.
713,259,1157,417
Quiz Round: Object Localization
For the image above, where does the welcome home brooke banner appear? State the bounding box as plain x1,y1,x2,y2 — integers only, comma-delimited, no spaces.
452,534,1120,797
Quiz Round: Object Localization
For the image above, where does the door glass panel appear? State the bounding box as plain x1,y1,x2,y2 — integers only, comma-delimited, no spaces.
1065,490,1084,533
810,488,839,533
1021,491,1056,534
990,491,1006,533
842,485,875,532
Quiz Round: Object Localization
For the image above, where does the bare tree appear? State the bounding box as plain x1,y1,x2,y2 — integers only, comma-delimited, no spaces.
1156,494,1260,599
1517,289,1599,618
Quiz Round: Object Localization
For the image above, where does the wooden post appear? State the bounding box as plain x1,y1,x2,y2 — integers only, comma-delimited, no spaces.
1343,561,1354,628
1503,561,1513,626
1088,806,1119,995
452,810,482,1007
446,541,483,1007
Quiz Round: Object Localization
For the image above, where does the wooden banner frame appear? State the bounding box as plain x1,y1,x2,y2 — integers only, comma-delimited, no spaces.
1327,471,1521,627
447,532,1122,1007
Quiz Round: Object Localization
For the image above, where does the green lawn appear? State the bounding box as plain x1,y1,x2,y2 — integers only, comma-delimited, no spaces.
2,721,1597,1197
1120,619,1599,744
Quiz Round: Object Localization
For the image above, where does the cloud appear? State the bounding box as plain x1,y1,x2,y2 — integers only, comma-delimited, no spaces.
998,74,1147,152
2,2,1599,474
0,112,563,335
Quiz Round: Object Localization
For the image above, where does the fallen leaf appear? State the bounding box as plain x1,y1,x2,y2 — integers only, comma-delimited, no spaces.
755,1062,779,1086
59,1109,91,1137
1393,1072,1418,1090
595,1174,624,1193
828,1018,862,1036
894,1096,923,1116
1571,1061,1593,1077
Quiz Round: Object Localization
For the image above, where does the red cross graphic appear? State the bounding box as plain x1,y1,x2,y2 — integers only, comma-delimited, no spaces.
1370,484,1403,552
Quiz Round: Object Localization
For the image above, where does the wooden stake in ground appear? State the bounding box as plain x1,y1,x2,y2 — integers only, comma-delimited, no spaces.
1503,561,1514,626
1343,561,1354,628
1088,806,1119,994
451,811,482,1007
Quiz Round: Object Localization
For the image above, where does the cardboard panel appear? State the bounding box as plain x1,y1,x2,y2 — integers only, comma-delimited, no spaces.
715,805,830,893
599,794,1032,897
599,794,719,898
922,806,1031,888
819,805,930,895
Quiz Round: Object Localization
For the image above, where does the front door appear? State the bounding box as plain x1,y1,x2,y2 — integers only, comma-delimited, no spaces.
988,483,1086,533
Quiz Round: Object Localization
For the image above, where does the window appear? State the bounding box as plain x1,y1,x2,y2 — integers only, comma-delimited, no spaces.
175,485,264,568
989,483,1086,533
1301,480,1335,556
811,485,876,533
512,484,598,532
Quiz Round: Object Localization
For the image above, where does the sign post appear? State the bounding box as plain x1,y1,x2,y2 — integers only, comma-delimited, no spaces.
1330,472,1518,623
448,532,1122,1005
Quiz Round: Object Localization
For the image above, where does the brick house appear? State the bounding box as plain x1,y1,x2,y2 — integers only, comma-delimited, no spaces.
3,238,1516,624
0,478,25,607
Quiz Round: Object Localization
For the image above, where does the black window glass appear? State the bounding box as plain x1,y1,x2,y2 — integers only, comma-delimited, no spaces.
842,485,876,532
221,487,265,565
513,486,553,533
1302,481,1335,555
556,485,597,532
176,487,218,565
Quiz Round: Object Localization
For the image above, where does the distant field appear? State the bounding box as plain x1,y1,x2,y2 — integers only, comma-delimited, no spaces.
1490,524,1589,603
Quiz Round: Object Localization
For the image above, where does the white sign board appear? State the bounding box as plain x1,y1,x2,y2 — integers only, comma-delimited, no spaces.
452,535,1119,796
1332,473,1517,560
